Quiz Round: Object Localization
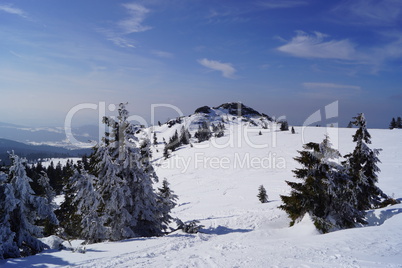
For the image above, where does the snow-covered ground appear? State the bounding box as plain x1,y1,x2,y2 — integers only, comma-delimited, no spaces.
2,122,402,267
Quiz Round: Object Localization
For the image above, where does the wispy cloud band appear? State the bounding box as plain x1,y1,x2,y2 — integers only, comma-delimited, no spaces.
257,0,309,9
198,58,236,79
119,3,152,34
302,82,361,99
99,3,152,48
277,31,356,60
0,4,26,18
332,0,402,26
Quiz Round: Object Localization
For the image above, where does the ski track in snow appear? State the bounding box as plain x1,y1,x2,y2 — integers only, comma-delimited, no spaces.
2,118,402,267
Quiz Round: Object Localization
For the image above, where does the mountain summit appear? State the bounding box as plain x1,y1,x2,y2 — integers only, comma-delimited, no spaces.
194,102,271,119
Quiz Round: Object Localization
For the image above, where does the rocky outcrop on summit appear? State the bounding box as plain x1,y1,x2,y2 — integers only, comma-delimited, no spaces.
194,102,271,120
213,102,261,117
194,106,212,114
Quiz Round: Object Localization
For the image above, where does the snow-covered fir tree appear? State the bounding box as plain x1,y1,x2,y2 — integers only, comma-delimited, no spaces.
163,145,171,159
389,117,397,129
343,113,387,211
280,120,289,131
280,136,364,233
257,185,268,203
157,178,178,232
71,166,105,244
92,103,165,240
153,132,158,145
36,171,58,235
0,171,19,259
212,123,225,138
37,171,56,207
167,130,180,152
179,126,191,145
397,116,402,129
56,170,82,240
0,153,58,258
195,121,212,142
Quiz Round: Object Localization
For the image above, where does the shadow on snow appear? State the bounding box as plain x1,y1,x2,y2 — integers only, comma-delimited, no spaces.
202,225,252,235
365,207,402,226
0,252,71,268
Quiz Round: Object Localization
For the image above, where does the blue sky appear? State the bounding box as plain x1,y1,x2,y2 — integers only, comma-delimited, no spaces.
1,0,401,128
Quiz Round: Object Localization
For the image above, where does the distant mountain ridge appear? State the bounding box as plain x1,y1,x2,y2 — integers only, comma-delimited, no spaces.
0,122,99,148
0,102,271,161
0,138,91,164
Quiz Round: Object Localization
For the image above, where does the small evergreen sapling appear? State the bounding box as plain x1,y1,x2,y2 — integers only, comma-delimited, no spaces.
257,185,268,203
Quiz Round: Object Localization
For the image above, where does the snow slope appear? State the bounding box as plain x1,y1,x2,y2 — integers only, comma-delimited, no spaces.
2,118,402,267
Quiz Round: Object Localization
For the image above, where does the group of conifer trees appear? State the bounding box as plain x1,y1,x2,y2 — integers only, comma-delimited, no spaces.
389,117,402,129
163,127,192,158
0,103,177,259
280,113,397,233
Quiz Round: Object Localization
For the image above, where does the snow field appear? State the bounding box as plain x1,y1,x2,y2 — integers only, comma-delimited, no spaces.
2,122,402,267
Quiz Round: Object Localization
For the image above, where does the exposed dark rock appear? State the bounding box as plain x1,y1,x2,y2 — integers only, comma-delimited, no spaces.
194,106,212,114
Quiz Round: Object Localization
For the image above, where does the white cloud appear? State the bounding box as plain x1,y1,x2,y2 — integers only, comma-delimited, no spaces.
257,0,309,9
198,58,236,79
277,31,356,60
0,4,26,18
151,50,174,58
119,3,152,34
332,0,402,26
98,3,152,48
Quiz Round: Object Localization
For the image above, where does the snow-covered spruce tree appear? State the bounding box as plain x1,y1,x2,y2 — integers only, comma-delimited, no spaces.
280,136,364,233
157,178,178,232
0,171,19,259
179,126,191,145
2,153,58,257
397,116,402,129
212,123,224,138
37,171,56,205
194,121,212,143
167,130,180,152
163,144,171,159
257,185,268,203
389,117,397,129
71,166,105,244
343,113,387,210
37,171,58,236
280,120,289,131
93,103,164,240
56,170,82,240
153,132,158,145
